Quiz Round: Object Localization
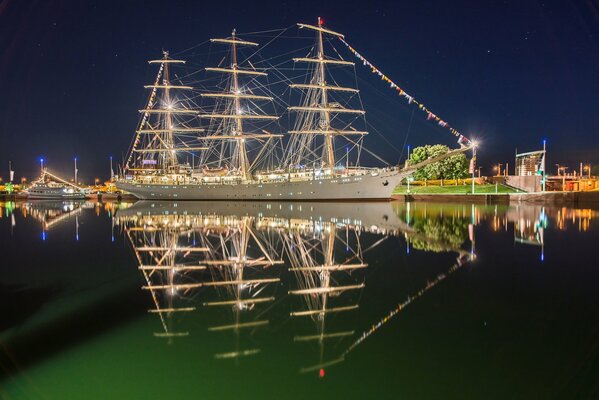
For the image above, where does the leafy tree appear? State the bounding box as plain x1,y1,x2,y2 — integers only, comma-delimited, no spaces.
408,144,469,180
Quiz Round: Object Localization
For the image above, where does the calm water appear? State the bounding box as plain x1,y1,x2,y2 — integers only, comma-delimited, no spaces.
0,200,597,399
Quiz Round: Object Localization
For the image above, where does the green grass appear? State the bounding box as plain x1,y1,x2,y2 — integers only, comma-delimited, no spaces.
393,184,519,194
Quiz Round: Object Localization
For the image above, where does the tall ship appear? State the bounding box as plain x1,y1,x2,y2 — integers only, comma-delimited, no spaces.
116,19,471,200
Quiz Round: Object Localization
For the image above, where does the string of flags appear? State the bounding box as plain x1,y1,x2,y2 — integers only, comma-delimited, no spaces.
339,38,472,147
125,61,165,171
344,254,472,356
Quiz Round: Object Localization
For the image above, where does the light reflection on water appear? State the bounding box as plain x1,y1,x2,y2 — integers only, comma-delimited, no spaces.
0,200,597,399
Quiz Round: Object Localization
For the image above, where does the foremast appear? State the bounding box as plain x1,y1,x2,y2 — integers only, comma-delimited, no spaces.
125,51,205,178
288,18,367,171
201,30,281,181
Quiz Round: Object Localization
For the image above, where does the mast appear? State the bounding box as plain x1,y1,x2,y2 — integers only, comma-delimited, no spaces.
162,52,176,170
288,18,366,171
317,18,334,168
231,30,249,179
201,31,280,180
125,51,206,176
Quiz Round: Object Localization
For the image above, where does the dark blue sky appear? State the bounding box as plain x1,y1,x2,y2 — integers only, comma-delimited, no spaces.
1,0,598,182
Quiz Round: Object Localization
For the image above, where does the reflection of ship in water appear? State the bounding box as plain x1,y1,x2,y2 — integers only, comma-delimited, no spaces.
21,201,90,240
23,201,83,229
116,201,475,372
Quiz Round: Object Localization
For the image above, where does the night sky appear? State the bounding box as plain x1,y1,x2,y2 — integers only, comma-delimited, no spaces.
1,0,598,183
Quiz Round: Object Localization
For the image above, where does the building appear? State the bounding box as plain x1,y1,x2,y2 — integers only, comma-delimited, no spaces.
515,149,545,176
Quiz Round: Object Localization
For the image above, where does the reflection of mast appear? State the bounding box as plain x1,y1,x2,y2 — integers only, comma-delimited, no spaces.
198,216,282,361
285,220,367,376
124,214,210,340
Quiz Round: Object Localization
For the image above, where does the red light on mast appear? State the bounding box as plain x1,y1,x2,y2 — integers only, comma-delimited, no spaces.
318,17,324,26
319,368,325,378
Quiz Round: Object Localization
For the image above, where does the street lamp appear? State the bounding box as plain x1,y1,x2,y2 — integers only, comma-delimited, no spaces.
74,157,78,185
494,163,503,177
471,140,478,194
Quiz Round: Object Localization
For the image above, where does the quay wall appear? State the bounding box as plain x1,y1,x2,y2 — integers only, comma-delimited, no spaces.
393,191,599,206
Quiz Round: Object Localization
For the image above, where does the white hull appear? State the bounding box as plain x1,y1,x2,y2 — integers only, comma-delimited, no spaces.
26,194,86,200
116,168,406,201
26,189,86,200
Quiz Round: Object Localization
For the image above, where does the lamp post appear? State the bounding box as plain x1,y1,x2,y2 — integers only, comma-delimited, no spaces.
74,157,78,185
542,139,547,192
471,141,478,194
110,156,114,180
494,163,503,177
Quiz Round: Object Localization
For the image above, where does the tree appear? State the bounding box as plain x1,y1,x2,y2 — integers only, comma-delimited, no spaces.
408,144,469,180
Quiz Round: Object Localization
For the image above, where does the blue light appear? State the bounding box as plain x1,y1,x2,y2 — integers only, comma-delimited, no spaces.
42,231,46,241
40,158,44,163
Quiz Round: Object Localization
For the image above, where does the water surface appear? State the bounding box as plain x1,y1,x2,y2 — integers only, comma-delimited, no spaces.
0,200,597,399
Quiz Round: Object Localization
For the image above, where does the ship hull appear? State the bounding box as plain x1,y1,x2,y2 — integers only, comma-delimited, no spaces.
116,169,406,201
26,194,87,200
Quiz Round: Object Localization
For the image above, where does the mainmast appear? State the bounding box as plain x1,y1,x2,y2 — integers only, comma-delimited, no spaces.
288,18,367,170
201,30,281,180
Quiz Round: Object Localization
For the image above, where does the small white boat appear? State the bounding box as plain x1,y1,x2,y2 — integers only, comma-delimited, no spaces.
26,183,86,200
26,169,86,200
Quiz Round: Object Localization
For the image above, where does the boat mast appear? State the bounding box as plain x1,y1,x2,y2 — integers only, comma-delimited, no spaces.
125,52,205,176
201,32,280,180
288,19,366,171
162,51,176,171
231,30,250,180
316,18,334,168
